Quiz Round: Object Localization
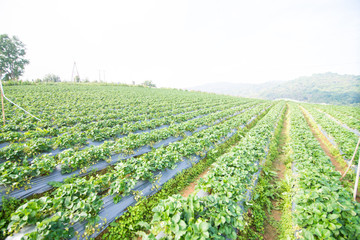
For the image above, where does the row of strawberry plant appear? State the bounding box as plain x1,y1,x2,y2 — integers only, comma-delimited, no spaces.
0,99,230,143
59,102,262,173
64,102,273,239
302,105,359,160
314,104,360,132
0,102,263,196
4,100,270,239
0,100,245,162
290,104,360,239
2,84,250,132
1,105,256,238
99,104,271,240
140,102,285,239
0,99,199,134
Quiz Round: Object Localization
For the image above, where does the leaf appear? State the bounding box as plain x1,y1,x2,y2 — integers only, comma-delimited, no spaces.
179,220,187,230
199,222,209,233
328,214,339,220
64,196,71,208
11,215,20,222
137,221,150,229
175,230,186,239
110,221,118,227
172,213,181,224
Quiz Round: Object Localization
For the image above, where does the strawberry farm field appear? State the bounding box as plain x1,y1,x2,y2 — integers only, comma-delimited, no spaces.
0,83,359,240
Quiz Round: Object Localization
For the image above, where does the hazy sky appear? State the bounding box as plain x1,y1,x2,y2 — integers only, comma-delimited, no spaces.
1,0,359,88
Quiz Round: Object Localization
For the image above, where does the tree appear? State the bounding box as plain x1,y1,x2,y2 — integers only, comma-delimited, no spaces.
0,34,29,80
43,74,61,82
142,80,156,88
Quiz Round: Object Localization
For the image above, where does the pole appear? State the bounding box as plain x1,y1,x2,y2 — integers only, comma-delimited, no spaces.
341,138,360,180
1,88,5,125
353,153,360,201
0,74,4,125
71,62,75,82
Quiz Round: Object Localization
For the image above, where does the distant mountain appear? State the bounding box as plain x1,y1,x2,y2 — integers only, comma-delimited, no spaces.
189,81,279,98
189,73,360,105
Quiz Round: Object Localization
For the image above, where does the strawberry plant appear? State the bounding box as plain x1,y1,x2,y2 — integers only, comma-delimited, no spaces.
290,105,360,239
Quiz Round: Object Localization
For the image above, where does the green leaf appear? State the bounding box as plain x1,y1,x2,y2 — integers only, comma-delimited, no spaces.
172,213,181,224
328,214,339,220
137,221,150,229
179,220,187,230
199,222,209,233
110,221,119,227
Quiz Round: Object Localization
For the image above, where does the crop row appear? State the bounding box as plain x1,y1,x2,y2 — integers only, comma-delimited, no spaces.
141,102,285,239
302,105,359,160
2,85,250,132
289,104,360,239
0,102,264,196
0,99,201,133
4,100,271,239
317,107,360,132
0,99,235,142
0,100,249,162
315,104,360,126
72,101,271,240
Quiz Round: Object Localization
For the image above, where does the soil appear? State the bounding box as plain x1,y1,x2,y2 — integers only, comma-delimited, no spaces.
263,107,289,240
181,168,210,197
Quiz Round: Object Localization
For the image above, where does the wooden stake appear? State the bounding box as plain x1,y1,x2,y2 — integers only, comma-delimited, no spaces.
1,87,4,125
341,138,360,180
353,153,360,201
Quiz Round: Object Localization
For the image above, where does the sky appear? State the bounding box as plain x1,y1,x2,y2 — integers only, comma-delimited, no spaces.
1,0,359,88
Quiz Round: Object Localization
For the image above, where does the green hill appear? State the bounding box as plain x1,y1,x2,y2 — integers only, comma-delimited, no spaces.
259,73,360,105
190,73,360,105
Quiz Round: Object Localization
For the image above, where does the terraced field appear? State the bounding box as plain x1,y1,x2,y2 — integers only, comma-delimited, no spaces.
0,83,359,240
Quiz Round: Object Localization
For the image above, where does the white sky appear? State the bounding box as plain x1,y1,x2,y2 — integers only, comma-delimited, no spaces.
1,0,359,88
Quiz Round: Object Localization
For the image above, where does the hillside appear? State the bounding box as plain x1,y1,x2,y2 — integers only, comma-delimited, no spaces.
189,73,360,105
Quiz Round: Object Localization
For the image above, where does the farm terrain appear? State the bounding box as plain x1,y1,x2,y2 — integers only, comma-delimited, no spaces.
0,83,359,240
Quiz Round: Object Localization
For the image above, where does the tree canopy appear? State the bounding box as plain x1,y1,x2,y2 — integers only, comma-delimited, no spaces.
0,34,29,80
43,74,61,82
142,80,156,88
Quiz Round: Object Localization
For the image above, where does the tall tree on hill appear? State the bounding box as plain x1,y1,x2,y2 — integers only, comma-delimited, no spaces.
0,34,29,80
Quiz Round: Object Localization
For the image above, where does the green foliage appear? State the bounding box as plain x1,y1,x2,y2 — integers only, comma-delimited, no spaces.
147,194,244,240
303,105,359,160
314,104,360,131
0,34,29,80
101,116,255,239
192,73,360,105
0,197,26,239
239,105,286,240
0,155,56,191
0,84,272,239
139,103,285,239
7,177,105,238
261,73,360,105
240,173,277,240
23,213,74,240
290,104,360,239
42,74,61,83
142,80,156,88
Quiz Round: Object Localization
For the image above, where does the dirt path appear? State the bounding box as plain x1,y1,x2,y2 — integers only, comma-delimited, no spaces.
263,107,290,240
180,168,210,197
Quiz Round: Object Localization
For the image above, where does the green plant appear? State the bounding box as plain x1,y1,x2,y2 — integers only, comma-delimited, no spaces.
0,197,26,239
